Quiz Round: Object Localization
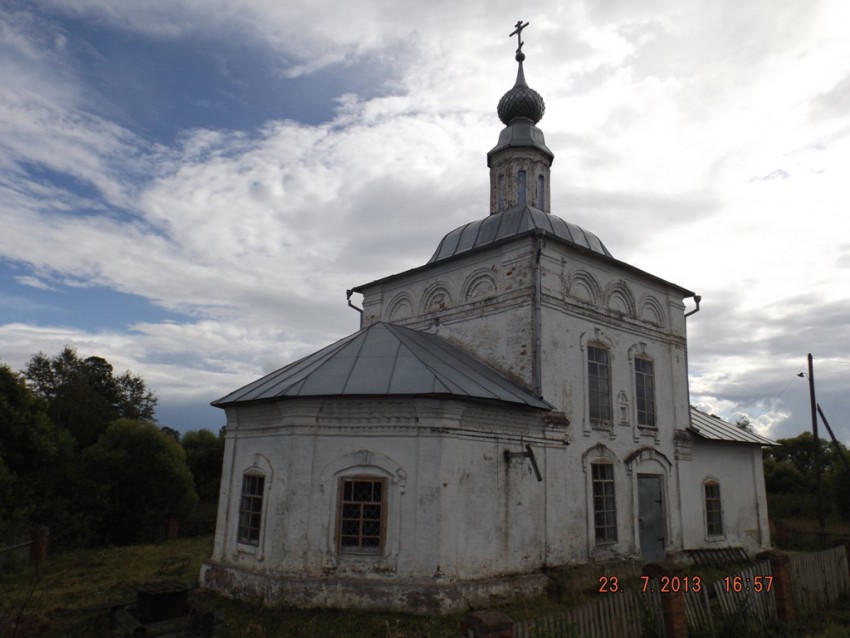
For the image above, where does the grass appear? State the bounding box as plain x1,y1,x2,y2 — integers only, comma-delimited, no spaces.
3,533,850,637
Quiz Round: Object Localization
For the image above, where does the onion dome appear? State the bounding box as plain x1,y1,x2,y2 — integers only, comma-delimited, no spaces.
497,52,546,125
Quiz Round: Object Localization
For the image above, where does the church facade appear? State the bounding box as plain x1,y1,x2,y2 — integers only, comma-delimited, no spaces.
200,28,773,613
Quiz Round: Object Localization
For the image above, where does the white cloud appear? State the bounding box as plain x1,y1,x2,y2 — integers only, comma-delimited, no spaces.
2,0,850,436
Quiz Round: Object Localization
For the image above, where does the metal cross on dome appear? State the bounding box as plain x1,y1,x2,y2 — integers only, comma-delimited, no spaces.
510,20,529,55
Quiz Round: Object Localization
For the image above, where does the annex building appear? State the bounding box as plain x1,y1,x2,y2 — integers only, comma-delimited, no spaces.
200,26,774,613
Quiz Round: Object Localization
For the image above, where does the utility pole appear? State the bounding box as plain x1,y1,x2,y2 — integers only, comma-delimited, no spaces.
807,353,826,534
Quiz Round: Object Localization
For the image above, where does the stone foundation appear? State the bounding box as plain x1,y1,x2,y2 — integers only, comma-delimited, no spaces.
199,560,549,614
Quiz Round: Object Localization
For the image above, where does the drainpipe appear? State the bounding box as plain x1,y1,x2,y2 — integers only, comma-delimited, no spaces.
346,289,363,314
533,233,543,398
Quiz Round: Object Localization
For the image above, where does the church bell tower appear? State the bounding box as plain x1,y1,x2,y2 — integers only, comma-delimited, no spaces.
487,20,554,215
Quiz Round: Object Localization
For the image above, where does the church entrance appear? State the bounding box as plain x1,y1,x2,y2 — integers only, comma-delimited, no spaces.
638,475,665,562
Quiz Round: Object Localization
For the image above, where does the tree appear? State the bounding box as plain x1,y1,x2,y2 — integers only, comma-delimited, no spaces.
181,429,225,502
0,363,71,533
80,419,197,544
24,348,157,448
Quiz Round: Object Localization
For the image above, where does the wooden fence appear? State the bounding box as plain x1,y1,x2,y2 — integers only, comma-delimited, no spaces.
511,546,850,638
789,544,849,615
513,586,661,638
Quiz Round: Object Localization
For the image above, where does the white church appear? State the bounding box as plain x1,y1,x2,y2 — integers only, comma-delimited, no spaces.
200,24,774,613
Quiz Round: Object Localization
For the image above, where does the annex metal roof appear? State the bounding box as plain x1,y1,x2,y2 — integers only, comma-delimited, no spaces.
689,407,777,446
213,321,553,410
428,204,612,264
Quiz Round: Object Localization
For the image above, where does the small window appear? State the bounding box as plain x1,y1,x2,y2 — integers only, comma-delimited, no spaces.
238,474,265,546
517,170,527,205
498,174,505,211
537,174,545,209
338,477,387,554
592,462,617,543
705,481,723,536
588,345,612,422
635,357,656,426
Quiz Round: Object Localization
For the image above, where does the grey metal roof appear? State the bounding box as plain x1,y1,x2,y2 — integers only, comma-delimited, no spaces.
428,204,612,264
213,321,553,410
689,407,777,446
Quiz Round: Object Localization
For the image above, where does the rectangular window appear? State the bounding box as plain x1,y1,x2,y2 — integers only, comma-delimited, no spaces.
517,170,527,205
592,463,617,543
635,357,656,426
705,482,723,536
588,345,612,422
537,174,545,210
238,474,265,546
338,477,387,554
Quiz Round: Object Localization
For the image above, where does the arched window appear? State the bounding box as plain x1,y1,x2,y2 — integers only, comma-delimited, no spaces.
591,461,617,543
704,480,723,536
587,344,612,422
635,356,656,426
238,472,265,546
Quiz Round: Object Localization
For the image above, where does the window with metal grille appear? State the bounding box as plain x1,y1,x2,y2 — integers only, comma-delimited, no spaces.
592,462,617,543
588,345,612,422
705,481,723,536
338,477,387,554
238,473,264,546
635,357,656,426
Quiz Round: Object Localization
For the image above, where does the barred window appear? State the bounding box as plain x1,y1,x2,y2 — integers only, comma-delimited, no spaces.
338,477,387,554
592,462,617,543
588,345,612,422
705,480,723,536
238,474,265,546
635,357,656,426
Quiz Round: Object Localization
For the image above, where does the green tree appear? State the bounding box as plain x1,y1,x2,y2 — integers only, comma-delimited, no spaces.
80,419,197,544
24,348,157,448
0,363,72,534
181,429,225,502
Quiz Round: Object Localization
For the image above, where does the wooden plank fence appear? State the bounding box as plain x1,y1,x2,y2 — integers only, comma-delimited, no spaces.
511,547,850,638
513,586,660,638
789,545,850,616
711,559,776,635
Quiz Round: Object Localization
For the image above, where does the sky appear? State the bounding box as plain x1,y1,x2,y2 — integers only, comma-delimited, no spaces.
1,0,849,441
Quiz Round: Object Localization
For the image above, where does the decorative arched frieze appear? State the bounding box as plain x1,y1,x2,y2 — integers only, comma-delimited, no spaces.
461,269,497,303
624,447,672,476
386,292,414,322
639,295,667,328
420,282,453,315
581,443,618,469
318,449,407,494
564,270,601,306
604,281,637,318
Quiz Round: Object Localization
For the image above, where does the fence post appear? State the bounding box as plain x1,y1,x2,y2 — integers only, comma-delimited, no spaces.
30,525,49,567
643,562,688,638
459,610,513,638
757,549,795,623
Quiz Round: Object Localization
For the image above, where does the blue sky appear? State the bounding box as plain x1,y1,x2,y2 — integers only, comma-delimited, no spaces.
2,0,850,439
